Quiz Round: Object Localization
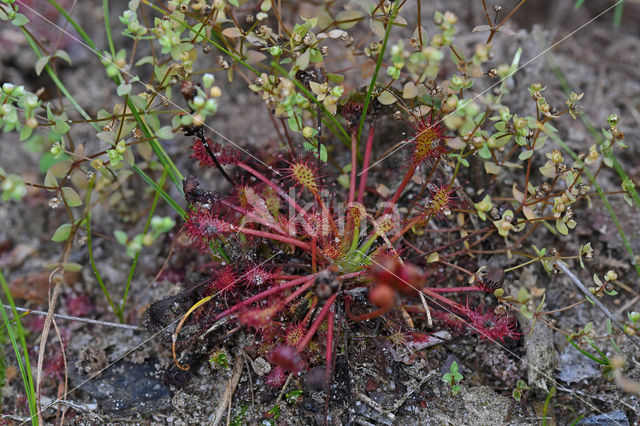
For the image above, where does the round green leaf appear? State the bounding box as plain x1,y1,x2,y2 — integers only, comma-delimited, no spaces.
61,187,82,207
156,126,174,140
52,223,72,242
11,13,29,26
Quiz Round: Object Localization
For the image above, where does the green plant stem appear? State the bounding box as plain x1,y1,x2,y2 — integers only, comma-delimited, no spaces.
126,98,184,190
504,256,542,272
85,178,120,320
132,164,185,217
118,170,167,319
541,386,555,426
356,3,399,152
0,270,37,425
103,0,116,58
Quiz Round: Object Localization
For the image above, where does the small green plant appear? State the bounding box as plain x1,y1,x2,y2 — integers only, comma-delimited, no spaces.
625,311,640,336
209,350,229,370
229,404,247,426
263,404,281,424
566,321,616,371
542,386,556,426
442,361,463,396
512,379,530,402
0,270,36,425
285,389,303,404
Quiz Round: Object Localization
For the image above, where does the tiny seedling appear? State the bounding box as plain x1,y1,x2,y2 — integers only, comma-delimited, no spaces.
285,389,303,404
442,361,463,396
229,404,247,426
512,379,530,402
209,350,229,370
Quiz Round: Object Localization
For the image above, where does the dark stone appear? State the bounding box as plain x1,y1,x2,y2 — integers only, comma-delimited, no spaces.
70,359,170,416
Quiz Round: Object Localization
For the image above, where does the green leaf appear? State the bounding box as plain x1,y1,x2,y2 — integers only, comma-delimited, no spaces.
287,116,302,132
11,13,29,26
35,56,51,76
309,48,323,63
520,304,534,319
54,119,71,135
117,83,132,96
519,150,533,160
145,112,161,132
376,90,397,105
156,125,174,140
61,187,82,207
44,170,58,190
114,230,128,245
555,219,568,236
135,55,154,66
326,73,344,83
228,0,239,6
130,94,147,110
478,144,491,159
53,49,72,65
19,125,33,141
51,223,72,242
606,318,613,335
319,144,327,163
62,262,83,272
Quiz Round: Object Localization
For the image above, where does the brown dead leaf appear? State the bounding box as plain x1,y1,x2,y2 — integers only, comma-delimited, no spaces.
8,270,78,303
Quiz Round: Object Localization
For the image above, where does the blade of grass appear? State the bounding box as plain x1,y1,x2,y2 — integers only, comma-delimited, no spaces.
567,339,608,365
0,270,37,425
85,177,120,321
541,386,556,426
132,164,185,218
126,98,184,191
613,1,624,27
103,0,116,58
118,169,167,319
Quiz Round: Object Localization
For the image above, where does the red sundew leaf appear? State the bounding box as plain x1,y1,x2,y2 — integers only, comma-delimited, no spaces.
270,345,305,373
